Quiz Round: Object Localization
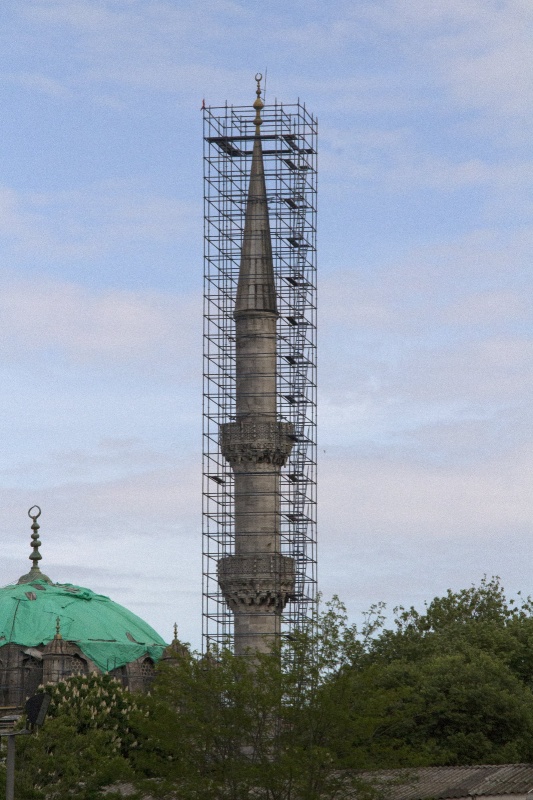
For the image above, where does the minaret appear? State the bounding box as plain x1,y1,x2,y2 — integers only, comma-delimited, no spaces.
217,76,296,655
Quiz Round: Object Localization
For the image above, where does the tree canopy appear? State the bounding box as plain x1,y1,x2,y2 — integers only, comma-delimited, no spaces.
5,578,533,800
335,577,533,768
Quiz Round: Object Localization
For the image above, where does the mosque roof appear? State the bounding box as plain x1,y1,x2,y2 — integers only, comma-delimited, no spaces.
1,506,168,671
0,578,167,672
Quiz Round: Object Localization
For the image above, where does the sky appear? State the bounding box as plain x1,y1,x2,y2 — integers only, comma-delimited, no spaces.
1,0,532,649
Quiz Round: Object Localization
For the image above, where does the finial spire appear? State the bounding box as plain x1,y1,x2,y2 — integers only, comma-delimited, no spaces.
173,623,178,643
55,616,62,640
233,74,276,318
253,73,264,134
28,506,42,569
17,506,52,585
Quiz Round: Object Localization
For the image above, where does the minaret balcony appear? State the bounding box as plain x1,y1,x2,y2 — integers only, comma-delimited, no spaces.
218,553,296,611
220,420,294,466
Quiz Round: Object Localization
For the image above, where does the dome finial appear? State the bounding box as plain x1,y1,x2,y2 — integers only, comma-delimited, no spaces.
28,506,42,568
253,73,264,133
18,506,52,585
55,616,62,640
173,622,178,643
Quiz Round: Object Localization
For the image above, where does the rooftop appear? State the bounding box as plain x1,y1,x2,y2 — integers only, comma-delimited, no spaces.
0,579,167,672
362,765,533,800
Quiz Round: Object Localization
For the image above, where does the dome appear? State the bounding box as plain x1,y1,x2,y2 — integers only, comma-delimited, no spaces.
0,578,166,672
0,508,169,707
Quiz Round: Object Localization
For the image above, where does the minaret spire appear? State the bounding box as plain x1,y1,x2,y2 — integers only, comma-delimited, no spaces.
235,73,277,319
217,77,296,655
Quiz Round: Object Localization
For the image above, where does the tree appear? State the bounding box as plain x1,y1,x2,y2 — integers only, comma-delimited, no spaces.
0,599,375,800
132,598,378,800
328,577,533,769
1,674,144,800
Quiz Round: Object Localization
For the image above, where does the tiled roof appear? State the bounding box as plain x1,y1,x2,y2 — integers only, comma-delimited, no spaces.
361,764,533,800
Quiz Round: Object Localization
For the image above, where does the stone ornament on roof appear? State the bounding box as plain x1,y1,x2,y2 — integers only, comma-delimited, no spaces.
17,506,52,585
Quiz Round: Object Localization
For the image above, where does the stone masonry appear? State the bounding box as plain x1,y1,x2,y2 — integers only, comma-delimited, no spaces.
217,80,296,654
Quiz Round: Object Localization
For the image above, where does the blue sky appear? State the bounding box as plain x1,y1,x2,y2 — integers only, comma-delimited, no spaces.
1,0,532,648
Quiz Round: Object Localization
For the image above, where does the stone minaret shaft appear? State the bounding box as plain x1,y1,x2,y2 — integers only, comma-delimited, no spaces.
218,78,296,654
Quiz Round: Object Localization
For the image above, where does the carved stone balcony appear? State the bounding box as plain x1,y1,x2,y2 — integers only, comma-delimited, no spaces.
219,420,294,467
218,553,296,611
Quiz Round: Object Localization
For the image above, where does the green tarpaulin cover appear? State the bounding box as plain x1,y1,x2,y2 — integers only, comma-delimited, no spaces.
0,579,167,672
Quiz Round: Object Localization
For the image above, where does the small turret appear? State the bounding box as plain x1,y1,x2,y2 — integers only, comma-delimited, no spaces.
42,617,73,684
161,623,189,663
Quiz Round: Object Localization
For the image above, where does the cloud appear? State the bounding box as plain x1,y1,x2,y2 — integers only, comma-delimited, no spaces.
349,0,533,145
445,290,532,326
6,0,532,202
319,405,533,620
321,439,533,540
0,438,176,485
0,277,201,368
316,426,533,622
16,0,251,98
0,181,198,264
319,224,533,460
320,328,533,445
320,123,533,203
322,227,533,334
272,0,533,126
0,71,72,97
429,1,533,121
323,334,532,415
6,0,532,125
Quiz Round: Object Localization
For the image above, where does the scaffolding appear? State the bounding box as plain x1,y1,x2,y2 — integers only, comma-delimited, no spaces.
202,99,317,650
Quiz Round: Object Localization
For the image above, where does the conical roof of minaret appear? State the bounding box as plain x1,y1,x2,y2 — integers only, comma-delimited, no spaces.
235,76,277,317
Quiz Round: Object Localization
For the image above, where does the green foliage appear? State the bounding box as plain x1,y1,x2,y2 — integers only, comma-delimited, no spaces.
4,579,533,800
1,675,143,800
332,577,533,769
133,599,372,800
371,576,533,662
